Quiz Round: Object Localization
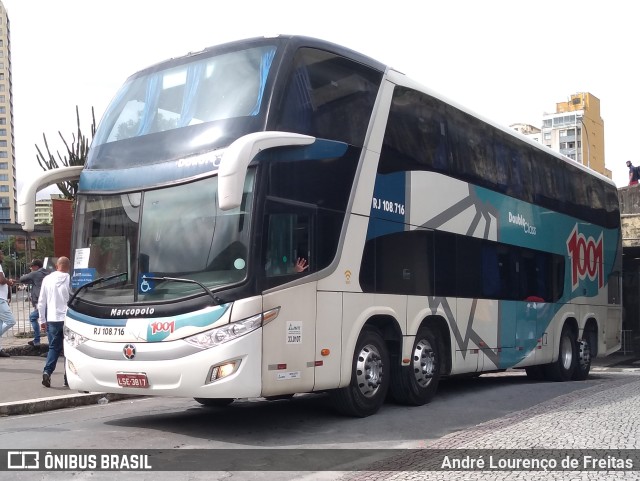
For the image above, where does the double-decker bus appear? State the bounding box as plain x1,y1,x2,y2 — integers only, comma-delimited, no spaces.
19,35,622,417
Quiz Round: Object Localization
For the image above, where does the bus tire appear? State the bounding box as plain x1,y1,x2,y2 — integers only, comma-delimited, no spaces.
389,327,441,406
331,327,390,417
543,325,576,381
194,398,234,407
572,339,591,381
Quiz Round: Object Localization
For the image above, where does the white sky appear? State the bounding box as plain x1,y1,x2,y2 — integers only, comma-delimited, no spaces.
4,0,638,198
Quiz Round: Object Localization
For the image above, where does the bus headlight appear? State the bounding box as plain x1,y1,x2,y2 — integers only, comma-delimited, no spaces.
185,307,279,349
64,326,88,348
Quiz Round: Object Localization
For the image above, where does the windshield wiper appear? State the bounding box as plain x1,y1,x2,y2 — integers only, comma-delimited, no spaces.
143,276,225,305
69,272,128,305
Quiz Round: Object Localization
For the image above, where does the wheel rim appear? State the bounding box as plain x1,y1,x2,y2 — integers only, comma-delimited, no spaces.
560,334,573,370
355,343,384,398
413,338,436,387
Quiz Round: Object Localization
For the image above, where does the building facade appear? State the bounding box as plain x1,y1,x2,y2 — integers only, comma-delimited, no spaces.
511,92,611,180
0,2,15,224
541,92,610,179
33,194,65,225
34,198,53,224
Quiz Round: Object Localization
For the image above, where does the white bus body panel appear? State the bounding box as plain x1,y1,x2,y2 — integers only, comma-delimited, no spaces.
314,291,344,390
64,327,263,398
261,282,317,396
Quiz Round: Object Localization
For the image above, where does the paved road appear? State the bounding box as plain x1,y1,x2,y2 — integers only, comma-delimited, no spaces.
330,370,640,481
2,369,640,480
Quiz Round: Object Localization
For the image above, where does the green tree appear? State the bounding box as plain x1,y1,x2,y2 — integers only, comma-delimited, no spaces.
35,106,96,200
31,235,55,262
0,238,26,278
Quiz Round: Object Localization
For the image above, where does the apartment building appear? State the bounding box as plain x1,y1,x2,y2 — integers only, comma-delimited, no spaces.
0,2,15,223
33,194,66,225
511,92,610,179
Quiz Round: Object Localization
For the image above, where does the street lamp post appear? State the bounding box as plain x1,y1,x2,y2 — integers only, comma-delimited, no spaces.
578,115,591,169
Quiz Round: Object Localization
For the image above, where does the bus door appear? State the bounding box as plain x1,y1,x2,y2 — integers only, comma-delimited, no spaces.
260,203,318,397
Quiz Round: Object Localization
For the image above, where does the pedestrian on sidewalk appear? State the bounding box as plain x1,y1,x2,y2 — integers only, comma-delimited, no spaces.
19,259,50,347
38,256,70,387
0,249,16,358
627,160,640,186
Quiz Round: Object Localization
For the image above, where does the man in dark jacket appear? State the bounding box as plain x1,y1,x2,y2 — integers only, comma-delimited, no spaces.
19,259,49,347
627,160,639,186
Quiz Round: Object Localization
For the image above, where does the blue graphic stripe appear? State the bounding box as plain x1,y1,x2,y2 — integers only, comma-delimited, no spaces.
255,138,348,162
79,159,220,192
79,139,348,193
67,309,128,327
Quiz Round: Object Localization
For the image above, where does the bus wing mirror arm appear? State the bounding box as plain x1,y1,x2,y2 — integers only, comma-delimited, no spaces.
18,165,84,232
218,131,315,211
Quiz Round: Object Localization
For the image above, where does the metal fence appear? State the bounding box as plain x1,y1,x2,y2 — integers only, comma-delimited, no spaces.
0,284,36,340
621,329,633,355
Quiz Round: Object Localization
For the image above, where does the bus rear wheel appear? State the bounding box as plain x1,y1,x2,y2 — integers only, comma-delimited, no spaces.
572,339,591,381
543,325,576,381
390,327,441,405
194,398,234,407
331,327,390,417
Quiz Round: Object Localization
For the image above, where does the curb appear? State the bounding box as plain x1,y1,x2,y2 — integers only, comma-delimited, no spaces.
4,344,49,357
0,392,140,416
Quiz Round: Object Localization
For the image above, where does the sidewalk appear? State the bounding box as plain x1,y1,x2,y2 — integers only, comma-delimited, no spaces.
1,327,639,417
0,330,135,416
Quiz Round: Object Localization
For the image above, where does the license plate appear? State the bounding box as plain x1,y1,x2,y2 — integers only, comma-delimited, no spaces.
116,372,149,388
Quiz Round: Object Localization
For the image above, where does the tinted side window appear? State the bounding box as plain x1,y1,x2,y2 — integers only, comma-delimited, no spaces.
380,88,449,175
362,228,564,301
263,147,360,274
265,213,311,278
265,147,360,211
447,105,495,189
360,228,434,295
378,87,617,228
275,48,383,147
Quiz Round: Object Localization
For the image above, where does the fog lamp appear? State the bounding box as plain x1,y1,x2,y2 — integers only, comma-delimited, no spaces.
207,359,241,383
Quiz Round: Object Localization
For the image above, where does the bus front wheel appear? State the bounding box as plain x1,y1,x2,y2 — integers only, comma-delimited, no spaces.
331,327,390,417
390,327,441,405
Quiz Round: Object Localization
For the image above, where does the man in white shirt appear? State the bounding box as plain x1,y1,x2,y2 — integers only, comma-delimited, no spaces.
38,257,71,387
0,249,16,358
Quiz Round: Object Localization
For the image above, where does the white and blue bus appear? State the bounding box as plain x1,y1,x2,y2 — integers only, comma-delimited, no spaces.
20,35,622,417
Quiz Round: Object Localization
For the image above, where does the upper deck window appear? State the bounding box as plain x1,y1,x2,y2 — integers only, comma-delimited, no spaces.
93,45,277,147
274,48,383,147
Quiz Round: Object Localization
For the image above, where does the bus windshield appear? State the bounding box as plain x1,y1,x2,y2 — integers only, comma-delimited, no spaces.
72,171,254,303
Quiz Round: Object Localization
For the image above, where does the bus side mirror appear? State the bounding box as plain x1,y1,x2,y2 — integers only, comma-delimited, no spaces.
218,131,314,211
18,166,84,232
